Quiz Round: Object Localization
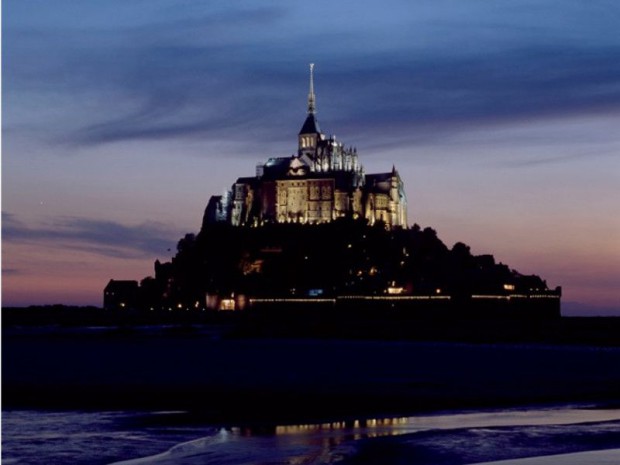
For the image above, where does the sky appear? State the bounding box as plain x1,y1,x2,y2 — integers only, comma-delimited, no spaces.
2,0,619,314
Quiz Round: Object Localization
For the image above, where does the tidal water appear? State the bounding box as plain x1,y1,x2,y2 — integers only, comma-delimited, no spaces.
3,406,620,465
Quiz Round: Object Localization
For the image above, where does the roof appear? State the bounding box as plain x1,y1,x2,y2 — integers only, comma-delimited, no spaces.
235,176,257,184
261,157,293,179
298,113,321,135
366,172,392,183
104,280,139,291
365,172,393,193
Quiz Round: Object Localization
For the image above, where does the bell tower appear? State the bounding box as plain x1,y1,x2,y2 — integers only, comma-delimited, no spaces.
298,63,323,160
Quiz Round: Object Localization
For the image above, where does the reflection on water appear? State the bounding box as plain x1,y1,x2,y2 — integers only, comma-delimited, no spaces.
260,407,620,438
274,417,410,435
5,407,620,465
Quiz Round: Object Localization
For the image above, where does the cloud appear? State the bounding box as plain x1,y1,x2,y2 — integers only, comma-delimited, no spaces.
504,150,613,168
4,3,294,147
69,43,620,150
2,212,181,259
5,1,620,153
335,46,620,123
2,268,21,276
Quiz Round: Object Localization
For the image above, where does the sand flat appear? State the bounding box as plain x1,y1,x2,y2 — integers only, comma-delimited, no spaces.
470,448,620,465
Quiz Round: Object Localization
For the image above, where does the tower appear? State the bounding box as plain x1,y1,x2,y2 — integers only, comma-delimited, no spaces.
298,63,324,160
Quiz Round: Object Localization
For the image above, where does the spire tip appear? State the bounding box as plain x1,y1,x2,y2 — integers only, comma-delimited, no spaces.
307,63,316,114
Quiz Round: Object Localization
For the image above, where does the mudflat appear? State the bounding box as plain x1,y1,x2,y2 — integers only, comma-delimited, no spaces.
4,326,620,423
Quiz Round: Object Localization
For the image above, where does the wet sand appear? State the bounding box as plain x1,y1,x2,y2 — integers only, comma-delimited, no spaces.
469,448,620,465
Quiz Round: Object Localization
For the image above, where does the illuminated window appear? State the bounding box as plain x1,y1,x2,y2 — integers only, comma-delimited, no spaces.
219,299,235,311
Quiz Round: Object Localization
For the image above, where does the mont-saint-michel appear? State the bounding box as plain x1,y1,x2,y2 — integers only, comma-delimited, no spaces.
5,2,620,464
104,65,561,318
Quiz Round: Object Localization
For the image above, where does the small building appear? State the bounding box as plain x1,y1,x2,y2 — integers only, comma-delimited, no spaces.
103,279,139,311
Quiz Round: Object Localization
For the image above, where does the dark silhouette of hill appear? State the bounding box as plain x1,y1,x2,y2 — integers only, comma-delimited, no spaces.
137,218,551,311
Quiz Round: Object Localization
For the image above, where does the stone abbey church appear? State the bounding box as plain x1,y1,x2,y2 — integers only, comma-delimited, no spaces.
205,65,408,229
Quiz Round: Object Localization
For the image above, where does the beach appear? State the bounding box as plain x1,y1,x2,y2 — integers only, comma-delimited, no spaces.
3,324,620,463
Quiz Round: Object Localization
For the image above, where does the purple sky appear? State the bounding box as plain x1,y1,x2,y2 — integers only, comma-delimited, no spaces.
3,1,620,314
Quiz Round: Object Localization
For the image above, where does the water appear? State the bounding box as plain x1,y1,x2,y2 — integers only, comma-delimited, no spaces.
1,410,216,465
3,406,620,464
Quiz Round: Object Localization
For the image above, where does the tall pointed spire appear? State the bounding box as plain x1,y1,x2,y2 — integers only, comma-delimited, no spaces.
307,63,316,114
299,63,321,136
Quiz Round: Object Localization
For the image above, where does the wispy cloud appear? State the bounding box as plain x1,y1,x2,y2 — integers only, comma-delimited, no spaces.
62,44,620,151
503,150,616,168
2,212,180,259
2,268,21,276
6,1,620,152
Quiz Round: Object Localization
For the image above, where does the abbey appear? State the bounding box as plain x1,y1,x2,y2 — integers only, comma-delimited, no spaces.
205,64,407,228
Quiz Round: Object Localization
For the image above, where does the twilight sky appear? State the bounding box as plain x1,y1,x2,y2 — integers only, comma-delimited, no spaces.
3,0,619,314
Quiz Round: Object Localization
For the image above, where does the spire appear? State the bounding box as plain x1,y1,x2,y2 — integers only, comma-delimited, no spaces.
307,63,316,114
299,63,321,136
